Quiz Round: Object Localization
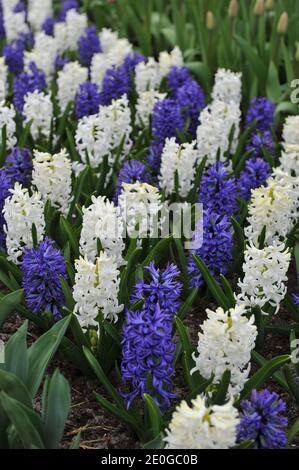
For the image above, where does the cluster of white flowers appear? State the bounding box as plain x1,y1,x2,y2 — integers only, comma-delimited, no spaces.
0,58,8,103
159,137,198,198
3,183,45,264
164,395,239,449
135,58,161,94
90,38,132,91
75,95,132,168
212,68,242,105
245,177,295,245
32,149,72,215
24,32,58,81
279,116,299,176
27,0,52,32
0,102,17,149
192,305,257,396
57,61,88,113
135,90,166,127
54,9,87,53
118,182,162,239
79,195,125,267
23,90,53,140
73,253,123,327
237,241,291,314
158,46,184,77
2,4,29,42
99,28,119,53
196,99,240,164
282,115,299,146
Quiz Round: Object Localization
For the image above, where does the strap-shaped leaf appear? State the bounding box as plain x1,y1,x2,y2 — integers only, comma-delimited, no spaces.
0,370,32,408
0,289,24,328
5,321,28,384
143,393,163,439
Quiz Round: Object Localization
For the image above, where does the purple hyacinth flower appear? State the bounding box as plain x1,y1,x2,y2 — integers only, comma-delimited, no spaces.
22,238,67,320
246,130,275,160
152,98,184,143
131,262,182,321
0,170,13,249
114,160,151,203
42,16,55,36
5,147,33,187
122,52,145,74
199,162,238,218
75,82,101,119
3,38,25,74
99,64,131,106
167,66,192,95
237,389,288,449
293,294,299,307
121,303,176,411
13,62,46,113
55,54,70,71
237,157,271,201
145,140,164,174
79,26,101,67
188,210,233,287
245,97,276,133
0,3,5,39
176,79,206,137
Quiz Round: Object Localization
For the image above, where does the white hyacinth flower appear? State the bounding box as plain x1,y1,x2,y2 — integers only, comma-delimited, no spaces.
23,90,53,141
134,58,161,94
3,10,29,42
0,102,17,149
164,395,239,449
75,95,132,168
28,0,52,31
73,253,123,326
57,61,88,113
158,46,184,77
4,183,45,264
90,38,132,92
191,304,257,396
282,115,299,146
54,9,87,53
245,177,295,245
80,195,125,267
118,181,162,239
212,68,242,105
24,32,58,81
237,241,291,314
99,28,119,54
196,100,240,164
32,149,72,215
0,58,8,103
135,89,166,127
159,137,198,198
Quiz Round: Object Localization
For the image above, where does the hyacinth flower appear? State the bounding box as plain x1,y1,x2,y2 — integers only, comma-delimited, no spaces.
0,170,12,249
3,38,25,74
121,262,181,410
59,0,79,21
166,66,192,94
113,159,151,203
75,82,101,119
237,157,271,201
79,26,101,67
188,210,233,288
42,16,55,36
237,389,288,449
246,130,275,160
22,238,67,320
13,61,47,113
176,79,206,137
199,162,238,218
5,147,33,187
152,98,185,144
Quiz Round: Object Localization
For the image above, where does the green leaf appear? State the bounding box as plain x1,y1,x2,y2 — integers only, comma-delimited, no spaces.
5,321,28,384
212,370,231,405
94,392,140,436
239,355,290,402
178,287,198,320
27,315,71,397
69,432,81,449
0,370,32,408
0,289,24,328
266,61,281,103
288,418,299,444
143,393,163,439
142,236,172,267
18,120,33,148
143,433,164,449
234,35,267,85
192,255,231,310
0,392,45,449
59,215,79,257
251,351,289,391
283,365,299,403
42,370,71,449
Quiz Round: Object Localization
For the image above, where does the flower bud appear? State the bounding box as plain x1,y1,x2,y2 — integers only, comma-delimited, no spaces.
254,0,265,16
206,11,216,30
277,12,288,34
265,0,274,10
228,0,239,17
295,43,299,62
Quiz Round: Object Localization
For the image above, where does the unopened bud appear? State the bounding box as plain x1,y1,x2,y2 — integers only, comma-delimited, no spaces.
277,11,288,34
206,11,216,30
296,43,299,62
265,0,274,10
254,0,265,16
228,0,239,17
